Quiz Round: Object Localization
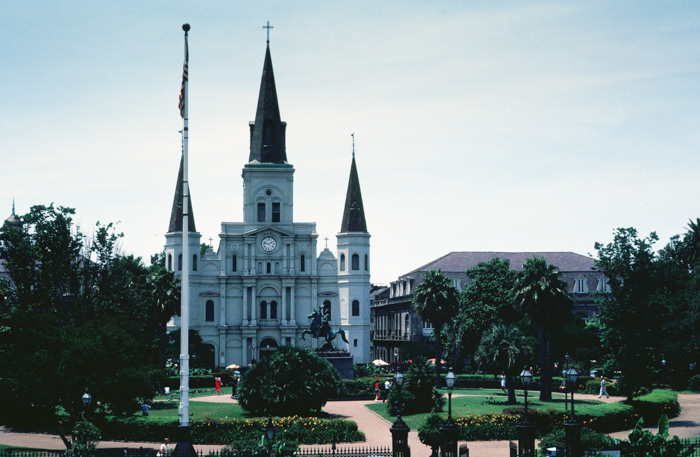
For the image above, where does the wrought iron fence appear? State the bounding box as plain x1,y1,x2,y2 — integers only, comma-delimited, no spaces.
0,447,392,457
296,445,391,457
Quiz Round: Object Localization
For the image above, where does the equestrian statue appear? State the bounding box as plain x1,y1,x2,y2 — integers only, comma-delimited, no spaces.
299,307,349,351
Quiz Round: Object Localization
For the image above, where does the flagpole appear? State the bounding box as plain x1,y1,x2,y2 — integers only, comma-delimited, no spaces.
178,22,192,447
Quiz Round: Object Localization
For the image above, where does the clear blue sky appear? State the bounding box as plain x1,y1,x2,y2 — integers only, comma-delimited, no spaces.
2,1,699,284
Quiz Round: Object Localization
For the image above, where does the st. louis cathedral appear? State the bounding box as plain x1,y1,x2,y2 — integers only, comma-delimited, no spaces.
164,42,371,367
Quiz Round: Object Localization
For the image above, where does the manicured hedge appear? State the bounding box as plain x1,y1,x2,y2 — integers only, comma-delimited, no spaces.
97,415,364,445
627,389,680,423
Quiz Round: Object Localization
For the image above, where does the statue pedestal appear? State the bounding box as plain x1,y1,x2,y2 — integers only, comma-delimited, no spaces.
317,350,354,379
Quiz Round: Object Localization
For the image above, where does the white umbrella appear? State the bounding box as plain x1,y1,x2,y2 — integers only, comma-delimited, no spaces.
372,359,389,367
226,363,241,370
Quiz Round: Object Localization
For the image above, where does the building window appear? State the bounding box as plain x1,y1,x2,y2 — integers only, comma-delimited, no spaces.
270,301,277,319
352,254,359,270
285,337,291,346
300,255,305,272
352,300,360,316
340,254,345,271
266,262,271,274
574,276,589,294
232,255,237,272
178,254,182,271
323,300,332,320
272,202,280,222
364,254,368,271
597,276,611,293
353,339,358,347
193,254,198,272
260,301,267,319
257,203,265,222
405,315,410,334
205,300,215,322
167,254,172,271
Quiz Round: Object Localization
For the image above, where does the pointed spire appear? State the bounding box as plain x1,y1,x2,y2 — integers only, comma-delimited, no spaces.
4,199,22,230
340,154,368,233
248,43,287,164
168,154,197,233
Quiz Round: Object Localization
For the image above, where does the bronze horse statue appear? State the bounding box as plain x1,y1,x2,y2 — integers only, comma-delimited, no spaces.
299,309,349,351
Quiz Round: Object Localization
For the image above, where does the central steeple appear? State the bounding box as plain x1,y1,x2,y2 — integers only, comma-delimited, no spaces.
248,44,287,164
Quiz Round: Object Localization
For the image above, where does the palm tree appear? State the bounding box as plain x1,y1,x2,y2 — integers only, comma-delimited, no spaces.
513,257,573,401
474,322,532,404
684,218,700,266
413,269,460,388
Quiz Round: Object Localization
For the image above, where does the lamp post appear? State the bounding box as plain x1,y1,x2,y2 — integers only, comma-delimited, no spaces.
390,369,410,457
662,355,667,387
264,415,277,457
564,368,582,457
440,368,458,457
563,353,570,411
516,367,535,457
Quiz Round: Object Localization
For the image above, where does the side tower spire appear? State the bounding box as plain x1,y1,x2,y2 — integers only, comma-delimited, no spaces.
340,153,368,233
248,41,287,164
168,153,197,233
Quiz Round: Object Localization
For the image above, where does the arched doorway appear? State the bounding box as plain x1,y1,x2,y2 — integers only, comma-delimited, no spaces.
259,338,278,358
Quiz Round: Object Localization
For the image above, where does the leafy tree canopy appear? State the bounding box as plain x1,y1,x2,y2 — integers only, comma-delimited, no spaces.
237,346,341,416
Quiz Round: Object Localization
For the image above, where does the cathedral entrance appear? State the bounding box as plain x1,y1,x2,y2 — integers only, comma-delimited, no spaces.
259,338,278,358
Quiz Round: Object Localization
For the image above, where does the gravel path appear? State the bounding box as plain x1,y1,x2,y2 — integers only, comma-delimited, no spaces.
1,392,698,456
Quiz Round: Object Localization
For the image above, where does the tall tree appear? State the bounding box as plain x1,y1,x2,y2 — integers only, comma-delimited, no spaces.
474,323,532,404
513,257,573,401
0,204,179,430
413,269,459,388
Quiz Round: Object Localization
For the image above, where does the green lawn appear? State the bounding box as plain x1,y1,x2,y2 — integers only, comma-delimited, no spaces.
367,389,613,430
154,387,233,400
144,400,250,420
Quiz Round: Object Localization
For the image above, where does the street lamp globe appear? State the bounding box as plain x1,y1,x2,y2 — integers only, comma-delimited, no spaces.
81,388,92,408
446,368,456,390
264,415,276,441
565,368,578,385
394,371,404,388
520,367,532,387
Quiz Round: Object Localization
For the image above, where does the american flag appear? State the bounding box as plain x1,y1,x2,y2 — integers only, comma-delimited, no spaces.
178,37,188,118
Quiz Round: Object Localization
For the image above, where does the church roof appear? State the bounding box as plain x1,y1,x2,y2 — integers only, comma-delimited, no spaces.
168,154,197,233
340,156,368,233
402,251,596,279
4,201,21,230
248,44,287,164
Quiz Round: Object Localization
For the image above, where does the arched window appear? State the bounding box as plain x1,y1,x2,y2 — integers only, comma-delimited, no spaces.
285,337,291,346
167,254,172,271
266,262,271,274
272,202,281,222
205,300,215,322
257,202,266,222
323,300,332,320
193,254,198,272
178,254,182,271
352,300,360,316
270,300,278,319
405,315,410,334
340,254,345,271
364,254,368,271
352,254,359,270
232,255,237,272
300,255,306,272
260,301,267,319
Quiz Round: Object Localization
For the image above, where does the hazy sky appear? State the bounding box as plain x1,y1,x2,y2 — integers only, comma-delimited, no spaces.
3,1,699,284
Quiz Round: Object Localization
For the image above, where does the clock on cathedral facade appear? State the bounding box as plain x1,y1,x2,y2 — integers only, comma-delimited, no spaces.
164,41,371,367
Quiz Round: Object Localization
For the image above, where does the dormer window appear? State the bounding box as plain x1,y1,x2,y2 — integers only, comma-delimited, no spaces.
597,276,611,293
573,276,589,294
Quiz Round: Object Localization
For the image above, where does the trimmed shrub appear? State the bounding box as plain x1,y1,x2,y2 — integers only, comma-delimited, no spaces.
687,375,700,392
97,415,364,445
454,414,520,440
628,389,680,423
538,427,615,455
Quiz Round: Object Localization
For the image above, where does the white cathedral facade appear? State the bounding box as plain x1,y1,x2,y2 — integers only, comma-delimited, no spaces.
164,43,371,367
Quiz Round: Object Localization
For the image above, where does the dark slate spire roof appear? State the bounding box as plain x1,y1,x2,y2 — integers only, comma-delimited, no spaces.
168,154,197,233
248,44,287,164
340,156,368,233
4,200,22,230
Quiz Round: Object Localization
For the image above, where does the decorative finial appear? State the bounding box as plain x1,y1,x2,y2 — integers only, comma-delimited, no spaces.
263,21,274,44
351,133,355,158
182,23,190,34
12,198,15,216
324,237,329,249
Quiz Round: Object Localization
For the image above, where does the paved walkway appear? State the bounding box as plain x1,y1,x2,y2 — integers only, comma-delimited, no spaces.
1,393,699,456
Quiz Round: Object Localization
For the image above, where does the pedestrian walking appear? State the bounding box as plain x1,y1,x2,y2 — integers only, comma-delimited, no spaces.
215,376,221,395
599,375,609,398
500,373,506,392
158,438,170,457
374,381,380,401
384,378,392,402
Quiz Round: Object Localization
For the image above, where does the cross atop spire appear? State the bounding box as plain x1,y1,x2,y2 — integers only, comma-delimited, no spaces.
263,21,274,44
